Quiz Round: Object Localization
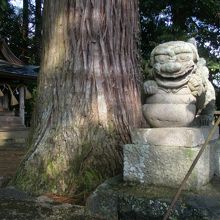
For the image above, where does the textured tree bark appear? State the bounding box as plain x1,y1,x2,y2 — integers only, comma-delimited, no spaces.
13,0,143,198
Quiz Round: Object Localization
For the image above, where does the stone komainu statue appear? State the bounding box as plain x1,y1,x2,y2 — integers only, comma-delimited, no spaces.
143,40,216,127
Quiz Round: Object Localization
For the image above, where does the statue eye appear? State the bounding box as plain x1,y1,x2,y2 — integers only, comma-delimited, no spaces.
176,53,193,61
155,55,170,63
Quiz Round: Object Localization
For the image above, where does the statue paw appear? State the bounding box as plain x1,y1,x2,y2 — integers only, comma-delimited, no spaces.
188,74,205,97
143,80,158,95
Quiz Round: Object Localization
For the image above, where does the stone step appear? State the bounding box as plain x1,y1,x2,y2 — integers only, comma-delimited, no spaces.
0,116,22,123
0,121,25,126
0,111,15,116
0,126,27,131
0,130,28,139
0,130,29,147
0,124,25,129
0,139,27,148
0,121,25,125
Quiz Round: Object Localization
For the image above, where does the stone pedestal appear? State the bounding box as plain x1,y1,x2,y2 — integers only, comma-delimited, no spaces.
86,175,220,220
123,127,220,190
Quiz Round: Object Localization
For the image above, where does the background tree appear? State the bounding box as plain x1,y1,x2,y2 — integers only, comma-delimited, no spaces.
12,0,143,201
21,0,29,61
0,0,43,65
139,0,220,83
34,0,42,64
0,1,23,56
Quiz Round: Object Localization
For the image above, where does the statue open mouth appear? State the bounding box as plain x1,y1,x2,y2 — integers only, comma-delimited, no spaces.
155,65,194,88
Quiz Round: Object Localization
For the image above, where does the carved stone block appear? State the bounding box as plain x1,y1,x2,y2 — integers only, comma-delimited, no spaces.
124,128,220,190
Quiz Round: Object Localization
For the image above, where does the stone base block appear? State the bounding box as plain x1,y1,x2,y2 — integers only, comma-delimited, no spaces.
86,176,220,220
124,127,220,190
131,126,219,147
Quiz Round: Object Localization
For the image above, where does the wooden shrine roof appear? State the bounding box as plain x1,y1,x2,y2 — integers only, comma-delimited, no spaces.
0,39,39,81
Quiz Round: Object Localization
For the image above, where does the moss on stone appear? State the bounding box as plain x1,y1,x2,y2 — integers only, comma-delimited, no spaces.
183,148,195,159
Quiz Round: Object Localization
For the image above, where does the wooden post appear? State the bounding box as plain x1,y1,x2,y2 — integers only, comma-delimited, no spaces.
0,96,3,111
3,93,9,110
19,86,25,125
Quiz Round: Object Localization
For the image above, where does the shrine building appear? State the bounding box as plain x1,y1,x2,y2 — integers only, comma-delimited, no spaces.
0,39,38,147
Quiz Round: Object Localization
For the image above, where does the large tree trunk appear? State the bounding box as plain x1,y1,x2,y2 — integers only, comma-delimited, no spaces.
13,0,143,198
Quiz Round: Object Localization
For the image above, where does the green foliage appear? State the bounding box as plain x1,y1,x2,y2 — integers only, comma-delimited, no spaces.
0,1,42,65
139,0,220,83
0,0,7,10
78,168,103,196
0,2,23,56
207,59,220,73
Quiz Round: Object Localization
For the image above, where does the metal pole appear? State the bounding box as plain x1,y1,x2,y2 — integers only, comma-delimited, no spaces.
163,116,220,220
